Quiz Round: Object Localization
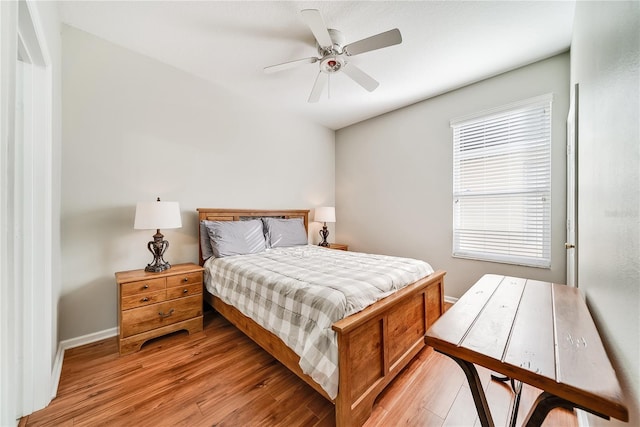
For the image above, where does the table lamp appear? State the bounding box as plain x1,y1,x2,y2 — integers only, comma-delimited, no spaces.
314,206,335,247
134,197,182,272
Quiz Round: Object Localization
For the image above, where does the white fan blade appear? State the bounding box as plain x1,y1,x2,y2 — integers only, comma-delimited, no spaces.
308,72,328,103
300,9,333,48
264,57,318,74
342,63,379,92
344,28,402,56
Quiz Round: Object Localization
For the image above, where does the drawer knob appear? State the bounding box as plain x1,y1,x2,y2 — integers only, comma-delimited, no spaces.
183,277,189,282
143,284,149,289
158,309,175,319
141,297,149,302
183,289,188,294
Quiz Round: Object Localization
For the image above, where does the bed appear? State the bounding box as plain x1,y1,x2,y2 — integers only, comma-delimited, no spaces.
197,208,446,427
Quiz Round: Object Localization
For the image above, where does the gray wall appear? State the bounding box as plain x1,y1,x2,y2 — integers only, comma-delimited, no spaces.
335,54,569,298
571,2,640,425
61,25,335,341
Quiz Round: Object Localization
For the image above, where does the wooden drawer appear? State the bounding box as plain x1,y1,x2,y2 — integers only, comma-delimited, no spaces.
115,263,205,354
166,271,203,288
121,277,165,297
121,289,166,310
166,282,202,300
121,295,202,338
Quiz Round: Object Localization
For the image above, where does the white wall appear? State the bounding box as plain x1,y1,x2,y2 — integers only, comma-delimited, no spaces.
335,54,569,298
571,2,639,425
61,25,335,341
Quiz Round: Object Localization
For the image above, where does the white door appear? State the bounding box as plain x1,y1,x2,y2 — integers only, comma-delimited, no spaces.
1,2,53,423
566,84,579,287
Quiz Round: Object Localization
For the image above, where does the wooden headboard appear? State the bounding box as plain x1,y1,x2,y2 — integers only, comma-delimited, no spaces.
196,208,310,266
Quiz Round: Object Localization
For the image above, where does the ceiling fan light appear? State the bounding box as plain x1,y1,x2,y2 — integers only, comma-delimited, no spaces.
320,55,344,73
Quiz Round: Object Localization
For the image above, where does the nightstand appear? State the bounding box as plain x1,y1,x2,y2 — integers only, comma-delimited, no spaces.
115,263,204,355
328,243,349,251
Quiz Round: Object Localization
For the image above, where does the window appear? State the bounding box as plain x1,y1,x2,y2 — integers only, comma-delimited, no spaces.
451,95,552,268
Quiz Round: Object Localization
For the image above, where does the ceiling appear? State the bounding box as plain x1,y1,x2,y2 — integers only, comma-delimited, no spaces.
58,1,575,130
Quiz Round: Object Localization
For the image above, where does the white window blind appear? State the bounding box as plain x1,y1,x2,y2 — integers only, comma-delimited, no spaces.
451,95,552,268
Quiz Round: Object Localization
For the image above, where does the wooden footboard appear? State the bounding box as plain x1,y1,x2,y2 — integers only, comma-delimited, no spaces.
332,270,445,427
203,270,445,427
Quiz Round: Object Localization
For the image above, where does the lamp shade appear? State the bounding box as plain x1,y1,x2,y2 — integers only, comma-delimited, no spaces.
134,201,182,230
314,206,336,223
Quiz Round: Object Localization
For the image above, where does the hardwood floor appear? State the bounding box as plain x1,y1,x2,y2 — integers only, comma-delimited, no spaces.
23,310,578,426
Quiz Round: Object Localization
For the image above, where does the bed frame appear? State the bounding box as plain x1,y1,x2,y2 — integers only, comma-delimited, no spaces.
197,208,446,427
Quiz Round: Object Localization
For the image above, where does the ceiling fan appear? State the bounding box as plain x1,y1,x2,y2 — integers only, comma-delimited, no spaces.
264,9,402,103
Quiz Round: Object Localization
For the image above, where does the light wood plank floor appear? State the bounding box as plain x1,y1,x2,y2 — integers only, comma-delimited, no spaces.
23,310,577,426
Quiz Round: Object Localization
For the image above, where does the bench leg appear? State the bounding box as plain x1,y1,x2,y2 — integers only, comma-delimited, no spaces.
436,350,495,427
522,391,610,427
490,374,522,427
508,378,523,427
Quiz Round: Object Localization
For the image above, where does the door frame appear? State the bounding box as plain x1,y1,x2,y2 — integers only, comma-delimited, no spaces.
566,83,579,287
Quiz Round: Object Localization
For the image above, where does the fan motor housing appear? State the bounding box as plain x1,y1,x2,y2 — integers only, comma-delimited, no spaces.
317,29,346,74
317,29,346,56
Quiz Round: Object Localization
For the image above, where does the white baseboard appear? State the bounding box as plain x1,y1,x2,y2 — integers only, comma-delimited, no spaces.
50,327,118,399
50,342,65,399
444,295,459,304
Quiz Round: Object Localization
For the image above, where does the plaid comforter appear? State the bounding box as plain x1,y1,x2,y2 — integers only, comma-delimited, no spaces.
203,245,434,399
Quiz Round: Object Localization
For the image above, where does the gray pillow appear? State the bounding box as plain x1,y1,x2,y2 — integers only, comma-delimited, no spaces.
263,217,308,248
200,220,215,260
205,219,266,258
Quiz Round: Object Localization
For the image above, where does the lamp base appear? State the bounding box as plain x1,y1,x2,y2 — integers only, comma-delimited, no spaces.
145,261,171,273
145,230,172,273
318,224,330,247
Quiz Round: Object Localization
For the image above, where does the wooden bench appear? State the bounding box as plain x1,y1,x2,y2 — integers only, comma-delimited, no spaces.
425,274,629,427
